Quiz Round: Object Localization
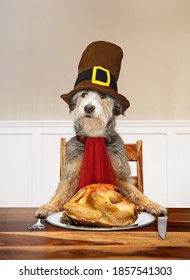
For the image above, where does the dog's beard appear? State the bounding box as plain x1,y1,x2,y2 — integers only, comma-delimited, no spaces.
76,117,105,137
73,91,114,137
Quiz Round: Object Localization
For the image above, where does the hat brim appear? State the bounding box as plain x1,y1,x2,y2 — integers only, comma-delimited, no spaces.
60,81,130,112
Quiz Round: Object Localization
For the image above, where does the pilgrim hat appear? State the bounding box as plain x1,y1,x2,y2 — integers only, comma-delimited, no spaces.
61,41,130,112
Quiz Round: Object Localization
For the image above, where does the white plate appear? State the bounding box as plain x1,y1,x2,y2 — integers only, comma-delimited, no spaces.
46,211,155,231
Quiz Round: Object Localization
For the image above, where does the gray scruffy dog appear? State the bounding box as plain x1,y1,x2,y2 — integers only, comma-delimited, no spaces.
35,90,166,218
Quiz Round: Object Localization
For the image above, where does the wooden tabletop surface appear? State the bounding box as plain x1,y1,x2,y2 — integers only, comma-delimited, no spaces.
0,207,189,260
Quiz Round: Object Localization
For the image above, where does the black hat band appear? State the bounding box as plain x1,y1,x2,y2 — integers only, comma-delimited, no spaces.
74,66,118,92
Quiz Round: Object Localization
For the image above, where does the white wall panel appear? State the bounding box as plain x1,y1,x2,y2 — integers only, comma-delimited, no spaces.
170,133,190,206
0,134,33,206
39,134,63,205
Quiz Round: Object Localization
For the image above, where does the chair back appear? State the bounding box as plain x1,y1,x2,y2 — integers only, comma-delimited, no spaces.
60,138,143,193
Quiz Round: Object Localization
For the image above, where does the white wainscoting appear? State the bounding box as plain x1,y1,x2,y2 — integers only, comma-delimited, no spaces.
0,121,190,207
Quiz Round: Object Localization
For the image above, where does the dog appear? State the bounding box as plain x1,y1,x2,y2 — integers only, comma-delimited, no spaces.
35,90,166,218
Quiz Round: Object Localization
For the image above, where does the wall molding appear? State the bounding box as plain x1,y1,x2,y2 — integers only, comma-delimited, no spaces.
1,120,190,127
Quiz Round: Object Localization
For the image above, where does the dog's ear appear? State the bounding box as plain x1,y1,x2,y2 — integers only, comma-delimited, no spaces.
69,100,75,112
69,94,77,112
113,99,125,116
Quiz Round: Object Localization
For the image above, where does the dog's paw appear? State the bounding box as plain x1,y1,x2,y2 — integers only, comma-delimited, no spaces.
139,201,167,216
143,202,167,216
35,204,61,218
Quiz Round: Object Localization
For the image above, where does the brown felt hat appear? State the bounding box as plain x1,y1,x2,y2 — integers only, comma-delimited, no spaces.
60,41,130,111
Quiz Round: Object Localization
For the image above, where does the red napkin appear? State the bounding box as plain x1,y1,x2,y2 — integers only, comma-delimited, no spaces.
77,137,117,190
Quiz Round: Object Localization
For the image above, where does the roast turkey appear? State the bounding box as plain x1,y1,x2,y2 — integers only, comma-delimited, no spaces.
61,184,139,227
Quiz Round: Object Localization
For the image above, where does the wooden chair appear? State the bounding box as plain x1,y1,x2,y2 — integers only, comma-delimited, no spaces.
124,140,143,193
60,138,143,193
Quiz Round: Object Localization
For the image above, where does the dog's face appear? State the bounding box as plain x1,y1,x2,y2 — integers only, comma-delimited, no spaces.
69,90,124,137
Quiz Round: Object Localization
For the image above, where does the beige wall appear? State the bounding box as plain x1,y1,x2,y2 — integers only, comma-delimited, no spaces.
0,0,190,121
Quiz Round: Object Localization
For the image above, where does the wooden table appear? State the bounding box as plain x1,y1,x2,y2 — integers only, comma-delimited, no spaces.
0,208,189,260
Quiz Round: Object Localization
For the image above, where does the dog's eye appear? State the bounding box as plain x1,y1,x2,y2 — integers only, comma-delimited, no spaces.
99,93,107,99
81,92,87,98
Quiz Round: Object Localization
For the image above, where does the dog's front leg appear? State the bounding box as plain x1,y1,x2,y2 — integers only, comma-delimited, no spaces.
35,178,78,218
118,180,167,216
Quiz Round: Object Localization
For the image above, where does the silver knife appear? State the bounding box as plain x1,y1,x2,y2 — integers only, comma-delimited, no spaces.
157,210,168,239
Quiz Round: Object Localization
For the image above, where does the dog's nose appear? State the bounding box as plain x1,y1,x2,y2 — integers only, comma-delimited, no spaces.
84,104,95,114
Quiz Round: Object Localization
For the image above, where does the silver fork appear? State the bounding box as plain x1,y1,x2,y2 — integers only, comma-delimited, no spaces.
28,218,45,230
